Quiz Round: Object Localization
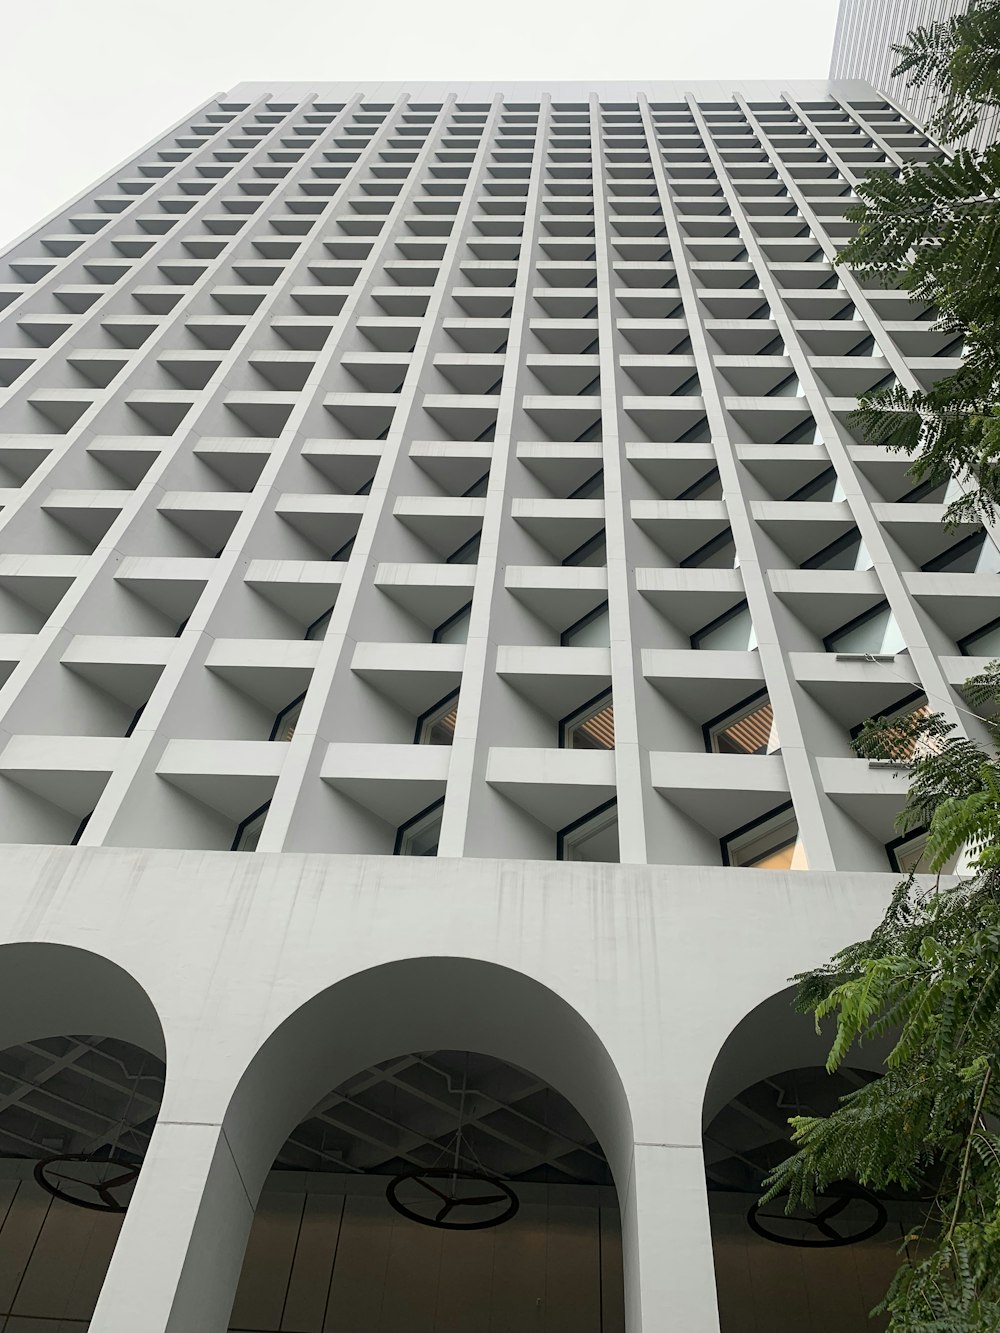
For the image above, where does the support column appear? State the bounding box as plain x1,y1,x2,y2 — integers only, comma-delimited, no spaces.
89,1120,253,1333
623,1143,722,1333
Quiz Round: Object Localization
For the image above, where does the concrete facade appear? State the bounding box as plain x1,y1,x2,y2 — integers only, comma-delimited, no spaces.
831,1,1000,152
0,79,993,1331
0,847,902,1332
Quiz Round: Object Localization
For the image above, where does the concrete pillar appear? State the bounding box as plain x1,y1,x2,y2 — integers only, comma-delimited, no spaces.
89,1120,253,1333
623,1142,721,1333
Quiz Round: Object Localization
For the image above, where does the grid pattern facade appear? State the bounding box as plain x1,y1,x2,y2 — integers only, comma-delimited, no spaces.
831,0,1000,152
0,78,995,873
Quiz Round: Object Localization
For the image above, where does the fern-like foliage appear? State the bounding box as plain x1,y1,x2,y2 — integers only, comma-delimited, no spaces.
834,7,1000,527
761,14,1000,1327
763,664,1000,1331
890,1,1000,143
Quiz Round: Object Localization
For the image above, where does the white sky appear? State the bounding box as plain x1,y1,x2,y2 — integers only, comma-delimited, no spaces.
0,0,840,249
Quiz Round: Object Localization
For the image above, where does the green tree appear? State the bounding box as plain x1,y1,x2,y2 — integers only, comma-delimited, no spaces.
761,11,1000,1326
761,664,1000,1329
838,0,1000,528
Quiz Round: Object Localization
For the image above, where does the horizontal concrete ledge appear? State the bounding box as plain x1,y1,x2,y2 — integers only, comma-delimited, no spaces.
245,561,347,586
641,649,763,718
486,746,616,830
487,746,615,785
321,743,452,784
0,553,88,578
350,642,464,713
160,490,247,513
393,495,485,517
321,742,450,824
651,751,790,836
818,756,910,841
374,563,476,588
0,733,127,774
274,493,368,515
205,639,322,672
0,633,44,664
505,566,607,592
158,739,286,780
650,750,787,794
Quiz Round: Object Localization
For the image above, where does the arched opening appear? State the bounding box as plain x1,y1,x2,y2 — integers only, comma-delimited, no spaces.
230,1048,624,1332
703,987,921,1332
0,943,165,1328
212,958,633,1333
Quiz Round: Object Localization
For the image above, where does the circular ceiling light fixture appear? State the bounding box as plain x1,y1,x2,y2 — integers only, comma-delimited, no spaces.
386,1167,519,1230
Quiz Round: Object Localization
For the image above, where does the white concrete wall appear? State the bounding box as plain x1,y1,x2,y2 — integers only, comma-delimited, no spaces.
0,845,909,1332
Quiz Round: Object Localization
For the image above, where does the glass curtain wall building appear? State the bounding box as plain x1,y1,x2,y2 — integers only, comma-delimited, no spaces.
0,78,992,1333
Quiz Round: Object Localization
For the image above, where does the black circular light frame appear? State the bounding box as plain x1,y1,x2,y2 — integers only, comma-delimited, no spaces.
34,1154,140,1214
746,1179,888,1248
386,1167,519,1230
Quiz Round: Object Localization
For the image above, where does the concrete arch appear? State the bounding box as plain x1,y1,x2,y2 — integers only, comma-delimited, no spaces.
0,942,166,1331
702,983,888,1130
163,954,635,1333
224,953,634,1199
0,940,165,1059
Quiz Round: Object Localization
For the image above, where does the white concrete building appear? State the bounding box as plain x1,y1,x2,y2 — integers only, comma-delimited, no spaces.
0,79,992,1332
831,1,1000,152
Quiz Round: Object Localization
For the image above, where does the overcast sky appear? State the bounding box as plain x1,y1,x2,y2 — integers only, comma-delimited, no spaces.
0,0,840,249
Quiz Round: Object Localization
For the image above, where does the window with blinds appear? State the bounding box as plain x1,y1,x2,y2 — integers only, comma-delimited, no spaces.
707,694,777,755
560,691,615,750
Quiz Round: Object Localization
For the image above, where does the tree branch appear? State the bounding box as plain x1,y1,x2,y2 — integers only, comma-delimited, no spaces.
946,1063,992,1245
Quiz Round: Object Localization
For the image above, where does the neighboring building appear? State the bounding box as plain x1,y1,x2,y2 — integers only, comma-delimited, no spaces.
0,80,991,1333
831,0,1000,151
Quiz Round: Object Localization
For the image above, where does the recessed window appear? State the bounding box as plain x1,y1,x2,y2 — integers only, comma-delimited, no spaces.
677,467,722,500
447,532,481,564
896,475,962,505
705,692,777,754
776,417,820,444
691,601,756,651
786,467,844,502
70,812,93,846
561,602,610,647
124,703,145,738
560,690,614,749
331,536,356,561
557,799,618,862
802,530,871,571
677,416,711,442
958,615,1000,657
885,828,958,874
851,691,937,763
722,804,805,869
766,372,800,397
270,692,305,742
433,602,472,644
305,606,334,641
887,829,931,874
232,801,270,852
462,471,490,498
824,602,904,655
394,799,444,856
922,531,1000,575
681,528,738,569
562,530,606,567
415,691,459,745
568,468,604,499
